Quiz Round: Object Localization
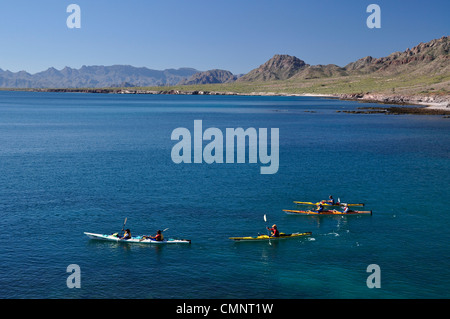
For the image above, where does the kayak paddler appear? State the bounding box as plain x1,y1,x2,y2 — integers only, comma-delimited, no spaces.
342,204,349,214
266,224,280,237
316,203,324,213
322,195,335,205
141,230,164,241
333,203,349,214
120,229,131,240
151,230,164,241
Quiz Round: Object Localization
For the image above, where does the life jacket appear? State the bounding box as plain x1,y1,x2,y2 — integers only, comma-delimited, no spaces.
269,228,279,237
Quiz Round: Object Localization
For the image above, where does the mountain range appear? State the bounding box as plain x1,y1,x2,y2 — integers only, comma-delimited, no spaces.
0,65,199,88
0,36,448,91
236,35,449,82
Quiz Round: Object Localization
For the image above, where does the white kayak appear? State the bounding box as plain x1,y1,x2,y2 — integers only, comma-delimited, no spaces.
84,232,191,244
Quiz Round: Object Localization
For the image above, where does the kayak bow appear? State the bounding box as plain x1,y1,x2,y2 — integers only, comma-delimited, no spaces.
229,232,312,242
84,232,191,244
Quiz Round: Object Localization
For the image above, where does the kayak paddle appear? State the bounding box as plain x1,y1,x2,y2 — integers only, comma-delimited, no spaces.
119,217,128,237
264,214,272,245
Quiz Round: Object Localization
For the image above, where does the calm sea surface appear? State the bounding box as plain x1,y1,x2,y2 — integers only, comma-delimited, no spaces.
0,91,449,299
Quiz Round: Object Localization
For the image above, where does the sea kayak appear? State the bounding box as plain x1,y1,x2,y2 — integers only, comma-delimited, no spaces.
84,232,191,244
229,232,312,242
294,201,364,207
283,209,372,215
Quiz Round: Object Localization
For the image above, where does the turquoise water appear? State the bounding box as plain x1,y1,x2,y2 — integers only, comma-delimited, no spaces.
0,91,449,299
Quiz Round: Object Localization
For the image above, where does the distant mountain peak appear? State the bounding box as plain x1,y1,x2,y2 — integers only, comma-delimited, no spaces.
238,54,308,81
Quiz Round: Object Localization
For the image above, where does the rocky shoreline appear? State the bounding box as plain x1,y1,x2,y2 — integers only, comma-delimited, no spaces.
14,87,450,112
337,93,450,110
337,106,450,117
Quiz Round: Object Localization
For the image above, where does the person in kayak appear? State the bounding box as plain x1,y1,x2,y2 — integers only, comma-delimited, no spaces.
267,224,280,237
333,204,349,214
142,230,164,241
316,203,324,213
342,204,350,214
120,229,131,240
151,230,164,241
322,195,335,205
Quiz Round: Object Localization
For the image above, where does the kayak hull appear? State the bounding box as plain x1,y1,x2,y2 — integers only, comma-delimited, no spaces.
284,209,372,215
84,232,191,244
294,201,364,207
229,232,312,242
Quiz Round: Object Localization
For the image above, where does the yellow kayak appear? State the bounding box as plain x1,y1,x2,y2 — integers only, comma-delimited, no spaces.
229,232,312,242
294,201,364,207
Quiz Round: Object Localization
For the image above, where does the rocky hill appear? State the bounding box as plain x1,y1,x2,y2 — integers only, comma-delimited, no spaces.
237,36,449,83
345,36,449,76
237,54,308,81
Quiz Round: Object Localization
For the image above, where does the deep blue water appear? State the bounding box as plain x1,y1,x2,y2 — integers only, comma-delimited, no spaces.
0,91,449,299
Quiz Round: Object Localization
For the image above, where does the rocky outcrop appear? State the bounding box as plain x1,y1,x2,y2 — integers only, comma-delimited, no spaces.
338,93,450,108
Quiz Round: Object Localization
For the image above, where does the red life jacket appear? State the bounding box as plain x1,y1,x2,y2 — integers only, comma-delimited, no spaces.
269,228,279,237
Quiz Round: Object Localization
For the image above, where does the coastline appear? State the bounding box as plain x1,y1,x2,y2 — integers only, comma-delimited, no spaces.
3,87,450,112
336,92,450,110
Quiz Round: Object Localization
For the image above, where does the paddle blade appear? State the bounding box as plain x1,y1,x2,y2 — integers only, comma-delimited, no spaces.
264,214,267,222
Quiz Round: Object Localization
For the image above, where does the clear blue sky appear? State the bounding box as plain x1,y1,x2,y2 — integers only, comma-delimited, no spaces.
0,0,448,74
